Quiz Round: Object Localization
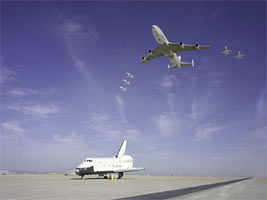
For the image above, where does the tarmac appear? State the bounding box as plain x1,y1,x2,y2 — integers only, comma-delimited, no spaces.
1,174,266,200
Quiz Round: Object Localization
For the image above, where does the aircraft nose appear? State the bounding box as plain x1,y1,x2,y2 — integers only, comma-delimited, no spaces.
152,25,156,29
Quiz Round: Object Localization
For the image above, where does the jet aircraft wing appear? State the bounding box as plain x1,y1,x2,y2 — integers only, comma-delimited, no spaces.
140,45,164,64
168,43,211,53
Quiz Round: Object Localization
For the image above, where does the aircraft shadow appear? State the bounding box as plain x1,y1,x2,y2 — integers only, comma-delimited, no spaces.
69,177,134,180
69,177,108,180
116,178,251,200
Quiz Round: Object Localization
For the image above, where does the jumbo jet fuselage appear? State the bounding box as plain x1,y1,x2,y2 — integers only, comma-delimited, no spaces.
151,25,181,66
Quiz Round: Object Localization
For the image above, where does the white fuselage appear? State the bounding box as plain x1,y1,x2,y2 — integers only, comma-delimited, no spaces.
152,25,180,66
222,46,232,55
235,51,245,59
223,50,230,55
75,155,133,176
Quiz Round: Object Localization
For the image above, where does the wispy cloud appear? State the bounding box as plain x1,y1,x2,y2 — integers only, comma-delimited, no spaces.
208,71,226,86
87,112,138,141
1,129,91,171
250,126,267,140
187,88,219,122
87,112,110,132
115,94,127,122
155,82,181,137
156,113,177,137
257,88,266,119
8,89,26,96
74,59,87,71
160,75,178,90
52,131,82,148
23,104,59,117
55,13,100,107
57,13,97,42
195,123,226,141
8,103,59,118
56,12,98,41
0,65,17,84
7,88,39,97
187,101,204,120
210,6,230,17
210,80,224,85
2,121,25,133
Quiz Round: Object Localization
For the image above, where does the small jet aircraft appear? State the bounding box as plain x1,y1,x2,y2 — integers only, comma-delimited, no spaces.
126,72,134,79
75,140,145,179
123,79,130,85
140,25,211,69
235,51,245,59
120,86,127,92
222,46,232,55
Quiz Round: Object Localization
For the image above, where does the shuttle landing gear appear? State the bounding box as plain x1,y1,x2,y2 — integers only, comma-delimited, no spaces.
81,175,85,180
118,172,123,179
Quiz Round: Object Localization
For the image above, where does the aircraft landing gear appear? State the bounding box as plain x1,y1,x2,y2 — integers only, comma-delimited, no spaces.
118,172,123,179
81,175,85,180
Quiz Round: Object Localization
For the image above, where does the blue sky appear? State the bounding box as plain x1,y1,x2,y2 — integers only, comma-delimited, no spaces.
1,1,266,177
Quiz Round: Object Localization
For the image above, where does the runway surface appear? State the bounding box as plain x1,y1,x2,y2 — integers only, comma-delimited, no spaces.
1,174,266,200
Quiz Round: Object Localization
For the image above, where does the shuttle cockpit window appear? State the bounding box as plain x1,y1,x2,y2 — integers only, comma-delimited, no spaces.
86,160,93,162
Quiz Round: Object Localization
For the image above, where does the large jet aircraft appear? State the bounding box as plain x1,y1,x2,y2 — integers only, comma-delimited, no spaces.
75,140,145,179
140,25,211,69
235,51,245,59
222,45,232,55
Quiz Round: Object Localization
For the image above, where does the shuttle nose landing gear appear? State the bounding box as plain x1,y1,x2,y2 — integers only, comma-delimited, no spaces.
118,172,123,179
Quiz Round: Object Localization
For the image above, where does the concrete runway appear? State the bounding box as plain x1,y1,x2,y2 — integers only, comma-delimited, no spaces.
1,174,266,200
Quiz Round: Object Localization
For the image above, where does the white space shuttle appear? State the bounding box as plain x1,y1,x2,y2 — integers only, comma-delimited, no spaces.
222,45,232,55
126,72,134,79
235,51,245,59
123,79,130,85
75,140,145,179
120,86,127,92
140,25,211,69
168,55,194,69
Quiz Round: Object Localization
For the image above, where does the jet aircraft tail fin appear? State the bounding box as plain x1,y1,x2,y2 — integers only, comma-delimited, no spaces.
116,140,127,158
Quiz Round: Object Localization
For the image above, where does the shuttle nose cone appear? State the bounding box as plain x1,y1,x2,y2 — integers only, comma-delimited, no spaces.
152,25,156,29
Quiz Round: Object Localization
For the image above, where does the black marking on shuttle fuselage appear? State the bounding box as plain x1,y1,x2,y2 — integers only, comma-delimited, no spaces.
116,178,251,200
76,166,115,176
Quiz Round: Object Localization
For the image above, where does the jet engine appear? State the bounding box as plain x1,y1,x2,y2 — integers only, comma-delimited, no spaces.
142,56,145,60
148,50,152,55
179,42,185,49
195,43,200,50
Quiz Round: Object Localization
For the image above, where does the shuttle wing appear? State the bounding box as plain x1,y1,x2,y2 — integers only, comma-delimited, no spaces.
114,167,145,173
168,43,211,53
140,45,164,64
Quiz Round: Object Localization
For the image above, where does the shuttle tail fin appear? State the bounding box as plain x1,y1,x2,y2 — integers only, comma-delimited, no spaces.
116,140,127,158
